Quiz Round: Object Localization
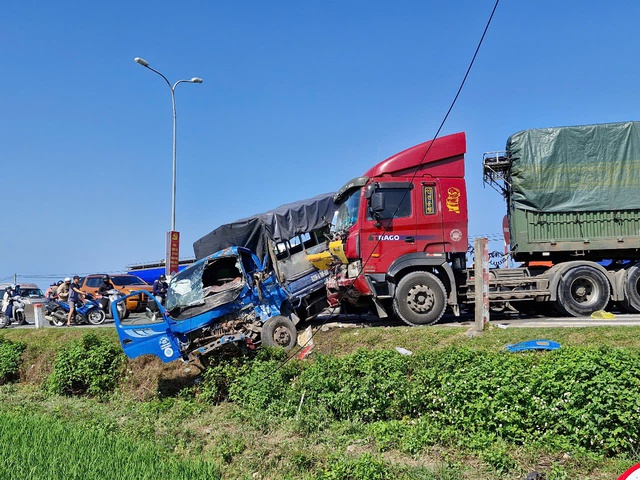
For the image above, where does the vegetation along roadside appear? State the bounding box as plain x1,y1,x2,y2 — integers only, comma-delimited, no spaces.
1,325,639,479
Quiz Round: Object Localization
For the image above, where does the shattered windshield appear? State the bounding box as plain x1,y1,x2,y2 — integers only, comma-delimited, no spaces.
331,189,361,234
166,261,205,312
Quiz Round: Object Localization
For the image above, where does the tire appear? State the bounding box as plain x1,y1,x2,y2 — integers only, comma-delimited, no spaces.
261,316,297,350
393,271,447,326
123,309,130,320
0,314,8,329
111,301,128,320
51,309,66,327
555,266,610,317
87,309,106,325
620,265,640,313
17,311,27,325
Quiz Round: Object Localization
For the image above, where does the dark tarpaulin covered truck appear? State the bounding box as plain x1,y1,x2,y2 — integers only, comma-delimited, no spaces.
112,193,336,364
193,192,336,320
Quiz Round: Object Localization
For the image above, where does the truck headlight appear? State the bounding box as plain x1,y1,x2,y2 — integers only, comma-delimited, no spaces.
347,260,362,278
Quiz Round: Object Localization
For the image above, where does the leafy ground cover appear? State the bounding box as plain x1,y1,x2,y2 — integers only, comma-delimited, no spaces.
1,324,640,479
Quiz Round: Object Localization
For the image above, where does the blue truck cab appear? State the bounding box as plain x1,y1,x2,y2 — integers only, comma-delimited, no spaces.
113,246,299,363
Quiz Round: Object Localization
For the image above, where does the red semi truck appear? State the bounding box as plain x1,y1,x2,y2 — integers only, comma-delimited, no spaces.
309,121,640,324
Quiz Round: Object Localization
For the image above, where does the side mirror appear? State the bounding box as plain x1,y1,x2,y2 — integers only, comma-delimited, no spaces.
364,183,375,199
370,192,385,219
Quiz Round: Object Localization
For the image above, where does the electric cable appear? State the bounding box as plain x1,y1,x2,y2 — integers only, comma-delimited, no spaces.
237,0,502,389
354,0,501,283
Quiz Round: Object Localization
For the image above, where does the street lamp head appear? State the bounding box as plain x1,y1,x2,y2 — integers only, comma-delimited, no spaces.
191,77,204,84
134,57,150,67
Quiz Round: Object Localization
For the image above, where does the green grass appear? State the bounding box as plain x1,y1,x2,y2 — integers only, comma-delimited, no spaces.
0,409,220,480
2,325,640,479
313,324,640,355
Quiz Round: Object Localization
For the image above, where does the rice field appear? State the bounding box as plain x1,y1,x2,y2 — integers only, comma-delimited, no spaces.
0,411,221,480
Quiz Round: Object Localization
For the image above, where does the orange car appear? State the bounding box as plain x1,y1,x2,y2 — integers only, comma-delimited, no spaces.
80,274,153,312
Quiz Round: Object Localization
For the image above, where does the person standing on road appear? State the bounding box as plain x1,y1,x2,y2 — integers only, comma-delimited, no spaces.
57,278,71,302
152,274,168,305
66,276,87,327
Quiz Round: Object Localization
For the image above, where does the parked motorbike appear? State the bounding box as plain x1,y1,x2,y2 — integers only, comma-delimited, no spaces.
99,289,129,319
44,294,106,326
0,295,27,328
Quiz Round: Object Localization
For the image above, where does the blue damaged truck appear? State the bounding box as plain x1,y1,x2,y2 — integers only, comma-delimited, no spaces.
113,193,335,363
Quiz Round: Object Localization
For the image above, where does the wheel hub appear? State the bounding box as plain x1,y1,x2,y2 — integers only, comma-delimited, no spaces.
272,325,292,346
571,279,594,304
406,285,435,313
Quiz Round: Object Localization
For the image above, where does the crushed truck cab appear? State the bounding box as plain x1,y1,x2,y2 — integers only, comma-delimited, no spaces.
113,246,295,363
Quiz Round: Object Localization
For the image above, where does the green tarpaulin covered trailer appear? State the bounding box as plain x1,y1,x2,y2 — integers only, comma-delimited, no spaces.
507,121,640,213
503,121,640,261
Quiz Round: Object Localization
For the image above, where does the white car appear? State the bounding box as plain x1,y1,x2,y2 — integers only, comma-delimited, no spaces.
0,282,46,323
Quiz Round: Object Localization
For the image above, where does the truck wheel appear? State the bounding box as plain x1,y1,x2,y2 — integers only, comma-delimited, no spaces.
555,266,610,317
393,271,447,326
620,265,640,313
261,316,297,350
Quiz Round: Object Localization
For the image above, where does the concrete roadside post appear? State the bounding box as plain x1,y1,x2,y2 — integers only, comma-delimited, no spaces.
33,303,46,328
474,237,490,332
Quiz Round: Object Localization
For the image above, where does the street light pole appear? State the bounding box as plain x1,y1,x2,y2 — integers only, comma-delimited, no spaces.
134,57,203,277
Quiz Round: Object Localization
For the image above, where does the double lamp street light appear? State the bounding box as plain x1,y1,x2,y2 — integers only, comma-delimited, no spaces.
134,57,203,277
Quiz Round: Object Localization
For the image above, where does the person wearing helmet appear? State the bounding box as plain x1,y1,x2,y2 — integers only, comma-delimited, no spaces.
152,274,168,306
1,285,13,317
97,275,116,312
57,278,71,303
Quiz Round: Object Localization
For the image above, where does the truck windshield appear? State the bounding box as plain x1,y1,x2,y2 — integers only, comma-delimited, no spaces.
331,189,361,234
166,262,206,313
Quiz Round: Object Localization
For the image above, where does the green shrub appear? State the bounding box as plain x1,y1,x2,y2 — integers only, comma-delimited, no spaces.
321,453,392,480
198,347,290,404
0,337,25,384
46,333,125,396
196,345,640,459
203,345,640,458
199,357,247,404
228,356,303,416
292,349,411,422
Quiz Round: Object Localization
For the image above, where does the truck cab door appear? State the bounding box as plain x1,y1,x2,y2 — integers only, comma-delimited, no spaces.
113,291,184,363
360,182,418,272
241,251,288,320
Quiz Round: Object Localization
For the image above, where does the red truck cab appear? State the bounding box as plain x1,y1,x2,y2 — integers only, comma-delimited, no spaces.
314,132,469,324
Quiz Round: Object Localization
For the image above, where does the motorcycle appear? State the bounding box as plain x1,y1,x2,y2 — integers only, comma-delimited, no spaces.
44,294,106,326
99,289,129,319
0,295,27,328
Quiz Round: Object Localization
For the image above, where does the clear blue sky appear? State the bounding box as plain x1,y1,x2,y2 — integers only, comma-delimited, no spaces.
2,0,638,289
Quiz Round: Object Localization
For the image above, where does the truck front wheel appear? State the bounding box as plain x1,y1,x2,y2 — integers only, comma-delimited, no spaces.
555,265,610,317
393,271,447,326
261,316,297,350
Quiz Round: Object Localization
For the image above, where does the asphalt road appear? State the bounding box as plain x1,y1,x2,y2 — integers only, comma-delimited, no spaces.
8,309,640,331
